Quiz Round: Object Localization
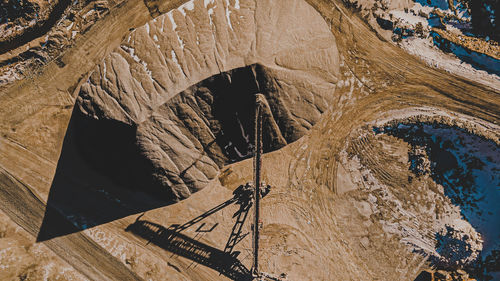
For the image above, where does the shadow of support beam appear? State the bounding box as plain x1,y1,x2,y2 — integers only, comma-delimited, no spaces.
126,219,252,281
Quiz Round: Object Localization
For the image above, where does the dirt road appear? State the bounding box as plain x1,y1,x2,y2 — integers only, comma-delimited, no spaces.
0,166,143,281
0,0,498,280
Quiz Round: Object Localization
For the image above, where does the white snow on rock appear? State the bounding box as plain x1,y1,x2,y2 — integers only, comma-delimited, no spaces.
369,0,499,89
204,0,215,8
399,37,500,90
390,10,427,26
225,0,233,30
120,45,153,79
371,120,500,277
339,143,484,269
170,50,184,74
178,0,195,16
120,45,141,63
167,13,177,30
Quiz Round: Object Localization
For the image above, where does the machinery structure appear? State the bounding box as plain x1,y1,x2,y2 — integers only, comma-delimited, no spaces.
252,94,265,278
162,94,282,280
250,94,282,281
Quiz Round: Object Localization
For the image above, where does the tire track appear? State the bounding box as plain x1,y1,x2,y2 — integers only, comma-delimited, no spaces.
0,166,143,281
351,135,396,185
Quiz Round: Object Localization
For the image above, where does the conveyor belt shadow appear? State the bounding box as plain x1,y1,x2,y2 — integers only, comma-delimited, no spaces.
126,218,252,281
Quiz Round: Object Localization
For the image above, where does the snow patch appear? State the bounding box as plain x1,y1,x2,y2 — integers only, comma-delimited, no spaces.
102,61,107,80
390,10,427,26
373,0,499,87
208,6,215,27
120,45,153,78
165,11,185,49
399,37,500,90
171,50,184,74
374,121,500,277
141,61,152,77
225,0,233,30
342,135,483,268
121,45,141,63
176,33,185,50
431,32,500,76
167,13,177,30
204,0,215,8
178,0,195,16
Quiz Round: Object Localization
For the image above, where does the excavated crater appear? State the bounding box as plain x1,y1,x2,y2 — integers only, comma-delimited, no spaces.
74,63,332,201
72,0,340,201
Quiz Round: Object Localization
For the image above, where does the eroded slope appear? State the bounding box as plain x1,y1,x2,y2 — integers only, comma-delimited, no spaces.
0,0,498,281
76,0,339,201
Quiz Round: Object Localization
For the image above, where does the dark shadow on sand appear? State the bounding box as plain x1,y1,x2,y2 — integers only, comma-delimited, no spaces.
37,64,287,242
125,184,258,280
125,217,252,281
36,107,176,241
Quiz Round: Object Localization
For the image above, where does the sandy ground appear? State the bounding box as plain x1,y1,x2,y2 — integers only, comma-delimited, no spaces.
0,0,498,280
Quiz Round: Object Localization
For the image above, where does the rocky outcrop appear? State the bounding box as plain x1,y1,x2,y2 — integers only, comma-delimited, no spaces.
0,0,124,89
75,0,340,201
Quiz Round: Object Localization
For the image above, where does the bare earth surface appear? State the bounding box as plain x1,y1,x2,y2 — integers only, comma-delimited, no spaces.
0,0,498,280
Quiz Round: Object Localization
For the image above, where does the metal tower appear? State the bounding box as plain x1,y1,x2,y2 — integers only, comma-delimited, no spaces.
252,94,265,278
